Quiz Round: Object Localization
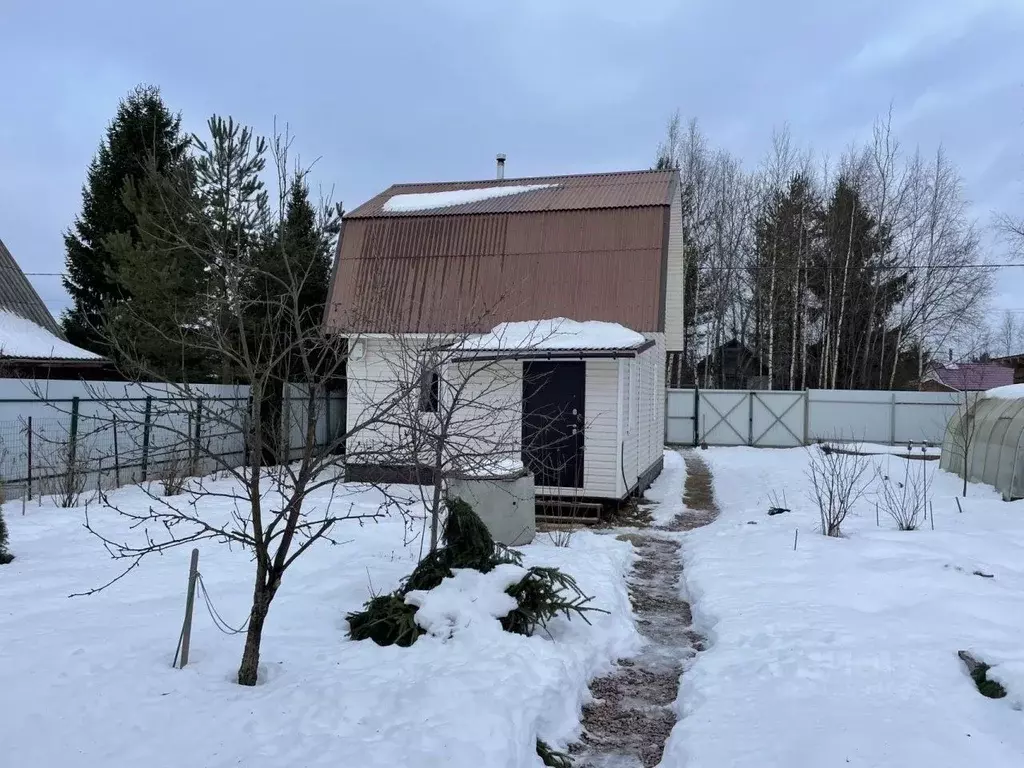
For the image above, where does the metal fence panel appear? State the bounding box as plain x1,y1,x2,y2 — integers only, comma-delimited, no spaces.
698,390,751,446
0,378,346,499
806,390,895,443
751,391,805,447
666,387,960,447
665,389,695,444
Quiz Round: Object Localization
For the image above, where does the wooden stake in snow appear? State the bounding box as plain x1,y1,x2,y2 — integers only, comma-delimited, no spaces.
175,549,200,669
875,501,879,527
793,528,799,551
956,497,964,514
930,501,935,531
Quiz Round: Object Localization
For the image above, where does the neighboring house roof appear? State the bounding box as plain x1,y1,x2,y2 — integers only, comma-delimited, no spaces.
0,236,63,335
0,237,101,363
0,309,101,361
921,363,1013,391
327,169,679,334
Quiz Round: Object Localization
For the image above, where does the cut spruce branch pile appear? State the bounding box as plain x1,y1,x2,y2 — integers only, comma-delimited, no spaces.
347,498,602,648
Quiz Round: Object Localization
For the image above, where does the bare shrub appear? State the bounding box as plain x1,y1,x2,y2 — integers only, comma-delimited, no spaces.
547,527,574,548
806,442,870,537
158,445,192,497
877,458,927,531
51,440,88,509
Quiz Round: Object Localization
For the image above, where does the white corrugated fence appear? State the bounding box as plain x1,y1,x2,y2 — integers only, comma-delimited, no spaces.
666,388,964,447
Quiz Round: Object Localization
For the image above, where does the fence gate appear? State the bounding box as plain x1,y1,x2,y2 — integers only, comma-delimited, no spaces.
750,391,805,447
668,389,808,447
697,391,750,446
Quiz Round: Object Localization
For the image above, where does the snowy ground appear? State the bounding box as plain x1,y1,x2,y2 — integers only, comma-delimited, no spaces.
663,446,1024,768
0,475,640,768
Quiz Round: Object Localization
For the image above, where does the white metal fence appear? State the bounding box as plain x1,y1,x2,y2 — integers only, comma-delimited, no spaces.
665,388,964,447
0,378,345,499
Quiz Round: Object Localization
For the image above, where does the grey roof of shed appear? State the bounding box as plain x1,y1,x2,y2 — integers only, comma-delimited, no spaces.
0,237,63,336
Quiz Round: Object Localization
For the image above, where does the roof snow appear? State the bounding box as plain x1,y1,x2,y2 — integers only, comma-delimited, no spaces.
983,383,1024,400
381,184,556,213
455,318,646,353
0,310,102,361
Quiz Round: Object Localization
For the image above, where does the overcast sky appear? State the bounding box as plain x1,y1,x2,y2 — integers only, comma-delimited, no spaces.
2,0,1023,323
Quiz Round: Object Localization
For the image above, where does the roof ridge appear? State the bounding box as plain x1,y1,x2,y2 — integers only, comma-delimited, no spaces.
380,168,674,190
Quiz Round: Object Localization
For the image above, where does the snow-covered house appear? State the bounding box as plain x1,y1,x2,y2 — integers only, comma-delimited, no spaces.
325,169,683,504
0,237,107,379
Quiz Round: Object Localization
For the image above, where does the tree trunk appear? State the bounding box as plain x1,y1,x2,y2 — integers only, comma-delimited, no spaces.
237,581,273,686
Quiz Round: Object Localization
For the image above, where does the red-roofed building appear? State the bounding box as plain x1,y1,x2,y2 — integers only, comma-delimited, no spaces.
919,362,1013,393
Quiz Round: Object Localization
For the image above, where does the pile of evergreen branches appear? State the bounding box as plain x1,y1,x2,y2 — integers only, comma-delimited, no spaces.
346,498,600,646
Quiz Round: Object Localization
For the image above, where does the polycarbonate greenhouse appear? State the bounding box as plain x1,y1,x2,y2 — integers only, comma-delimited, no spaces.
940,388,1024,501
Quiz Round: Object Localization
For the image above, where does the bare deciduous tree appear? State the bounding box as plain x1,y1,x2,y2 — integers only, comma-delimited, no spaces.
62,122,422,687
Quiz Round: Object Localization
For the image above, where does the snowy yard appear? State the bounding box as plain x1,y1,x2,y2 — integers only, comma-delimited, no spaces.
0,477,640,768
664,446,1024,768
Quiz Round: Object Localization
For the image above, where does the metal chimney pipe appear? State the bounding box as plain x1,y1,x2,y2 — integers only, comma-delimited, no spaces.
496,153,506,180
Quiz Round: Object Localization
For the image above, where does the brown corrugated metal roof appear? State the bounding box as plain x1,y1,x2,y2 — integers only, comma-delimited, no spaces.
328,169,678,334
346,169,677,218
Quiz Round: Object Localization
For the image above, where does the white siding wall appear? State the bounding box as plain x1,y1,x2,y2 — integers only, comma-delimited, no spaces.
616,333,665,496
617,357,640,498
664,194,685,352
349,339,649,500
347,338,524,469
584,360,620,498
345,337,417,461
650,334,666,472
446,360,522,472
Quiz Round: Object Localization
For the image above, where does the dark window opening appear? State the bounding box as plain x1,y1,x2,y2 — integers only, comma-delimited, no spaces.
419,368,439,413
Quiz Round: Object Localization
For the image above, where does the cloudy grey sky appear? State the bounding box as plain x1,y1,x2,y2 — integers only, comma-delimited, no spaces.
2,0,1023,321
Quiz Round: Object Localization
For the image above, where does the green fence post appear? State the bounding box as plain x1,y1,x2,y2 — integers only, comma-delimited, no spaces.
141,396,153,481
69,397,80,469
193,397,203,472
26,415,33,500
112,413,121,488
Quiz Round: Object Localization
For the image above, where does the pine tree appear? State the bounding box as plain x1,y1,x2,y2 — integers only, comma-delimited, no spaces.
193,116,269,383
62,85,188,353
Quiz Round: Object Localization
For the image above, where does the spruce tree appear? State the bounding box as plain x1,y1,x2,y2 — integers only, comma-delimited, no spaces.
0,503,12,565
105,156,211,380
62,85,188,353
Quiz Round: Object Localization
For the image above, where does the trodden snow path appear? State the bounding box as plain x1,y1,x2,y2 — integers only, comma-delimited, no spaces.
571,451,719,767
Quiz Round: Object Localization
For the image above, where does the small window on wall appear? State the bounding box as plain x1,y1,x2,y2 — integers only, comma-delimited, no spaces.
418,367,439,413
